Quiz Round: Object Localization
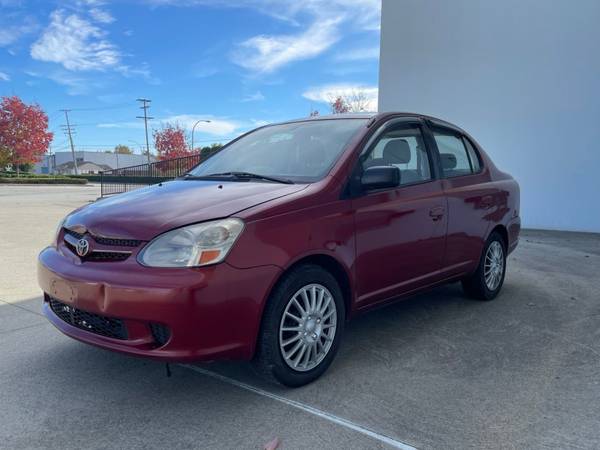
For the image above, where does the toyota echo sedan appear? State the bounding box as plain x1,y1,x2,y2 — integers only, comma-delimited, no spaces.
38,113,520,387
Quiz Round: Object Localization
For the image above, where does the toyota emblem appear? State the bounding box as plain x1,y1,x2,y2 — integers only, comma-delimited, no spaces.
76,238,90,257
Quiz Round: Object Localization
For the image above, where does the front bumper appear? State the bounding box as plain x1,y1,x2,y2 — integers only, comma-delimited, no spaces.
38,246,281,362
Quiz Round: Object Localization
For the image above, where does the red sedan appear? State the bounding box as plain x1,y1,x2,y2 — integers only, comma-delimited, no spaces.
38,113,520,386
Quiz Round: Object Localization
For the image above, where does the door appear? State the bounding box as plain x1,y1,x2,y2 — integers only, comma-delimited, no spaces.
428,123,495,276
352,120,448,308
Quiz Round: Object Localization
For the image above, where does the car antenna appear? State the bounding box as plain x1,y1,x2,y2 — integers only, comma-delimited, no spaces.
165,363,172,377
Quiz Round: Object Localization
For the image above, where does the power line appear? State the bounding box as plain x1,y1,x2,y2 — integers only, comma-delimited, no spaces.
136,98,153,163
60,109,78,175
61,103,133,112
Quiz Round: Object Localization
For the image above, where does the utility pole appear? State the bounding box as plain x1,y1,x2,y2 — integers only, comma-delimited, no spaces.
61,109,78,175
136,98,153,163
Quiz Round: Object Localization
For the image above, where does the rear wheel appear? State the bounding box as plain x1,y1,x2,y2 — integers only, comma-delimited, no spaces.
253,265,345,387
462,232,507,301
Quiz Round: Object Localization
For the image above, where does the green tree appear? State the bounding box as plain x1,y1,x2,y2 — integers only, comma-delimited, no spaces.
199,143,223,159
114,144,133,154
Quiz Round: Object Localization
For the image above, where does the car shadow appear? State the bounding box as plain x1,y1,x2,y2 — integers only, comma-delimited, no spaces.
14,278,518,396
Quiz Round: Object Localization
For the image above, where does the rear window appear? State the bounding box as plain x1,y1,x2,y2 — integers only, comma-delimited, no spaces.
463,137,482,172
433,131,482,177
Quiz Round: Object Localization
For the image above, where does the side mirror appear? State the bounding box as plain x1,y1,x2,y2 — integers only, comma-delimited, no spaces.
361,166,400,190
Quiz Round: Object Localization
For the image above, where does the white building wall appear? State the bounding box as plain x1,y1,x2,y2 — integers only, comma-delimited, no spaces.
379,0,600,232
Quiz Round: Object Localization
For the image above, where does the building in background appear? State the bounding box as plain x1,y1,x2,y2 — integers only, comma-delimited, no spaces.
378,0,600,232
35,151,156,174
53,161,112,175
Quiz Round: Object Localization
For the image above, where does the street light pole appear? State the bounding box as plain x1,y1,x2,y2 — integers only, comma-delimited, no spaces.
191,120,211,152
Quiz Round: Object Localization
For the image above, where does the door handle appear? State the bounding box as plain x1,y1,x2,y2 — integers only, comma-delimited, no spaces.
429,206,445,221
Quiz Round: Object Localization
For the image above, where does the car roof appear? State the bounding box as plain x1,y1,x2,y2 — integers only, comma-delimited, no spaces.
278,112,463,132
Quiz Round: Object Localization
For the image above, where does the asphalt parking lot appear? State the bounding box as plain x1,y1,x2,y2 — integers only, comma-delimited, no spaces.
1,184,599,449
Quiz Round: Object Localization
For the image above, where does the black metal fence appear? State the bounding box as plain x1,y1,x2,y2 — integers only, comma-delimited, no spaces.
100,153,206,197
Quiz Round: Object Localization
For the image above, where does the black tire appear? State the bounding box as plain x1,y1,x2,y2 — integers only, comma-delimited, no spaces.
462,231,507,301
253,264,345,387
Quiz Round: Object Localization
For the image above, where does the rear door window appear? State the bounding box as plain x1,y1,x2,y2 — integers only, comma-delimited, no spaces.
433,131,478,177
463,137,482,172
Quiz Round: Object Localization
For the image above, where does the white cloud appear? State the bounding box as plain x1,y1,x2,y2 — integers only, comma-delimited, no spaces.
31,10,121,71
241,91,265,102
303,83,379,112
160,115,241,136
147,0,381,30
250,119,271,127
192,60,219,78
146,0,381,73
335,46,379,62
97,121,143,130
29,7,153,89
98,115,244,137
89,7,115,24
0,72,9,81
25,69,106,95
232,18,341,74
0,17,38,47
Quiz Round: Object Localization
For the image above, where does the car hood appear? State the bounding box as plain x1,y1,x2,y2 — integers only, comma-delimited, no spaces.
64,180,308,241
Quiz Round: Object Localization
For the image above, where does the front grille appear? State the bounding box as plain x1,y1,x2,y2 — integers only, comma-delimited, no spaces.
64,228,85,240
48,296,128,340
63,228,135,262
64,228,142,248
149,323,171,347
63,240,131,262
86,252,130,262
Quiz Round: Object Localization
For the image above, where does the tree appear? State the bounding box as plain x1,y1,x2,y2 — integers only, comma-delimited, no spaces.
114,144,133,154
153,123,191,161
0,96,53,175
329,89,373,114
330,96,350,114
199,143,223,159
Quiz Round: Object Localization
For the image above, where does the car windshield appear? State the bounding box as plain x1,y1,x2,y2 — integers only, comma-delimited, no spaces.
188,118,369,183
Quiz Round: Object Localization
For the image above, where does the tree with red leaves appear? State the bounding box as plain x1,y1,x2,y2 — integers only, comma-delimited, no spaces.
153,123,191,161
330,96,350,114
0,96,53,175
329,89,373,114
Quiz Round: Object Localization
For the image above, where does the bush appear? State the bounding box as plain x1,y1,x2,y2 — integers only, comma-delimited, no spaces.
67,174,102,182
1,172,39,178
0,177,88,184
0,171,63,178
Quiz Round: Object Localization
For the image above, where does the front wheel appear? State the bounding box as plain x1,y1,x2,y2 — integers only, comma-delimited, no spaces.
462,232,507,301
253,265,345,387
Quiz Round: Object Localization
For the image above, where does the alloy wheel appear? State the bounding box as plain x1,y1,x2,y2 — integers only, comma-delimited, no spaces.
484,241,504,291
279,283,337,372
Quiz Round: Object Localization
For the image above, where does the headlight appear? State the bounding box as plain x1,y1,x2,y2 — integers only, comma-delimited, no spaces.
138,218,244,268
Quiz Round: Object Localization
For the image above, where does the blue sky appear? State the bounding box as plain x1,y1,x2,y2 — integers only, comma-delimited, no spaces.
0,0,380,154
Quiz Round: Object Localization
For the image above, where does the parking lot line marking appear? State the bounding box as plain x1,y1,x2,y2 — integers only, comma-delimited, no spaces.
181,364,417,450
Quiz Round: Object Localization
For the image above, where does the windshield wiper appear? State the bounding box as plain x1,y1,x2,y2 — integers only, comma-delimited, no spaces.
182,172,294,184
